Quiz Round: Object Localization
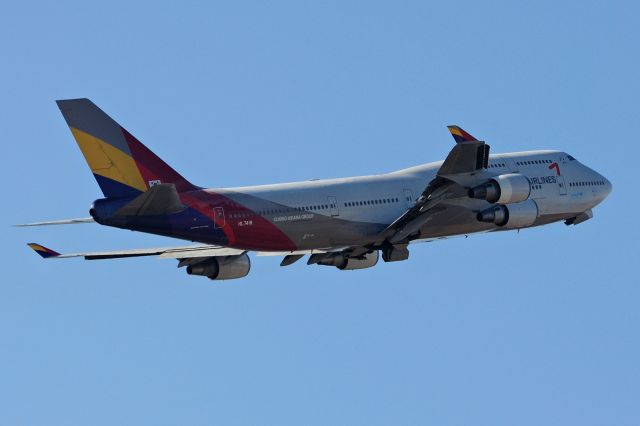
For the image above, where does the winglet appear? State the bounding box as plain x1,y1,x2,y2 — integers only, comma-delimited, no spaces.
27,243,61,258
447,125,478,143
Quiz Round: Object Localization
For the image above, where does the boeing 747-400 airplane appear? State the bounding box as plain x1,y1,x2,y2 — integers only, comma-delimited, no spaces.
22,99,612,280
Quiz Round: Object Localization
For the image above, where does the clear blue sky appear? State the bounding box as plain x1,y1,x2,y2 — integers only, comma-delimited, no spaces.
2,1,638,425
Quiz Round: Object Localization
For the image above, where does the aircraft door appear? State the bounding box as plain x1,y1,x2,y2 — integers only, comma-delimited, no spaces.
557,175,567,195
549,161,567,196
403,189,414,208
327,196,339,217
213,206,225,228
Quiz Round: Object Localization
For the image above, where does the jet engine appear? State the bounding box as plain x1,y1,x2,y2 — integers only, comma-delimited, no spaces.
317,251,379,270
186,254,251,280
468,173,531,204
476,199,539,228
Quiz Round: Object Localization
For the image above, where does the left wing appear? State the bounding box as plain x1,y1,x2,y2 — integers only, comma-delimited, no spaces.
28,242,245,260
27,242,339,269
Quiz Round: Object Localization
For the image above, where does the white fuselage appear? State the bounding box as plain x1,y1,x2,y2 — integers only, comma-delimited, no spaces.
202,150,610,250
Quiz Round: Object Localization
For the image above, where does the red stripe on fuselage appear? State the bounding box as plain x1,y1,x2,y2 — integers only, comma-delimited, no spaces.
180,190,297,251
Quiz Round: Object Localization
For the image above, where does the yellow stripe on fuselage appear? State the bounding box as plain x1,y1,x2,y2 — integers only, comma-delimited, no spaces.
70,127,147,192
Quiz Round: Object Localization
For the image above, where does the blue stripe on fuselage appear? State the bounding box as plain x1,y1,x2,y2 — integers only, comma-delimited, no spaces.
92,196,229,245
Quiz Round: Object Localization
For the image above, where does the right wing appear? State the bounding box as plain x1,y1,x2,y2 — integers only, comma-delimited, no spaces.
438,125,490,176
383,125,490,244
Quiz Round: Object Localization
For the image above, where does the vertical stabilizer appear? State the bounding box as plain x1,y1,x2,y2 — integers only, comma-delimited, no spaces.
57,98,197,198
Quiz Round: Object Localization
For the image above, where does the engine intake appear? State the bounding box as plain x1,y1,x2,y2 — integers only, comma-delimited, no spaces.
476,199,539,228
469,173,531,204
186,254,251,280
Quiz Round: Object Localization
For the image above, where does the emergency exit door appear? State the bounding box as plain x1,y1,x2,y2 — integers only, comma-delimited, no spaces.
213,207,225,228
327,196,339,217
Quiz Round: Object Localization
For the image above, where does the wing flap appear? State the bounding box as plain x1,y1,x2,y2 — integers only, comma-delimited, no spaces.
255,248,337,257
158,246,245,259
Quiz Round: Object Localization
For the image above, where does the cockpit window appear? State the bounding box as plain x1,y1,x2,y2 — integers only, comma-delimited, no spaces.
567,155,576,161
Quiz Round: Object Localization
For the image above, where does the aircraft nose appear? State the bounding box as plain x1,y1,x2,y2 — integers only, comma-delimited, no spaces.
603,176,613,198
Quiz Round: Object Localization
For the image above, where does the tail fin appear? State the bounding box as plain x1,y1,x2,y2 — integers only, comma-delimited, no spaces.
56,98,197,198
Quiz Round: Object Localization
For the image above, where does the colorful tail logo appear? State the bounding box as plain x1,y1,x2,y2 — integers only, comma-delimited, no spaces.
447,125,478,143
57,99,197,198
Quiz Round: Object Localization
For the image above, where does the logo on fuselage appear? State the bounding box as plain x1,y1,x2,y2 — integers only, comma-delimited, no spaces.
549,162,561,176
530,175,557,185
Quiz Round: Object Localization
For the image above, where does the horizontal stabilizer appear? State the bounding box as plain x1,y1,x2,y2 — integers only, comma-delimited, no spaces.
114,183,185,217
15,217,95,227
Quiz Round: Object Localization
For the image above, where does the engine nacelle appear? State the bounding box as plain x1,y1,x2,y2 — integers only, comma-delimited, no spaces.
186,254,251,280
468,173,531,204
476,199,539,228
317,251,379,270
340,251,379,270
381,244,409,262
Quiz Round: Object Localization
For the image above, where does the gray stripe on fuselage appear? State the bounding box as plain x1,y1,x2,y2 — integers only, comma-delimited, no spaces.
214,190,388,249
